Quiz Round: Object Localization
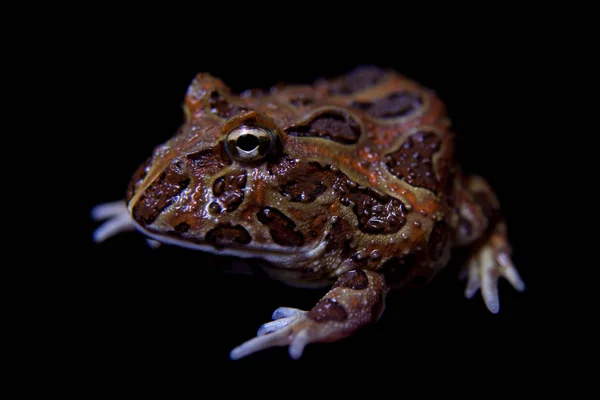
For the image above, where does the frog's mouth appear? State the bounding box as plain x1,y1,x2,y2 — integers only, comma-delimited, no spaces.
133,220,330,268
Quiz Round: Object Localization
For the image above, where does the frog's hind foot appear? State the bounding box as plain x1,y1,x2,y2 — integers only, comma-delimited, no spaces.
91,200,136,243
460,222,525,313
229,270,388,360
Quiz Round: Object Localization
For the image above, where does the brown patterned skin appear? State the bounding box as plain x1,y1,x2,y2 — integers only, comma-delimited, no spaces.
127,67,457,285
115,66,522,358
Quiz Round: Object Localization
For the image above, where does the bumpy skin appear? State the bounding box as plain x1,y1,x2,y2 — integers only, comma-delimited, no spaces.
94,66,524,359
126,67,454,285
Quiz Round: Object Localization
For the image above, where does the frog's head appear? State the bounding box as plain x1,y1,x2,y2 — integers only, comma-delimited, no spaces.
125,74,355,269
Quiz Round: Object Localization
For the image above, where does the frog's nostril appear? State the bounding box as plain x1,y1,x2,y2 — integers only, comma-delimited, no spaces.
172,159,187,174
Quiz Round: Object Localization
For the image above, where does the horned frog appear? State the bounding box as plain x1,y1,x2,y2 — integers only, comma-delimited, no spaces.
92,66,525,359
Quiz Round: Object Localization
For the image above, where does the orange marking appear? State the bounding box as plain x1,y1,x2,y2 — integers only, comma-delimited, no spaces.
286,207,306,221
348,296,361,308
240,206,257,222
329,201,341,216
252,169,265,206
310,214,328,234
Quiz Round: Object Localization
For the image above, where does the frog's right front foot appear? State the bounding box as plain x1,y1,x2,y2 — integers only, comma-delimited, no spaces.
230,307,312,360
229,270,388,360
256,307,307,336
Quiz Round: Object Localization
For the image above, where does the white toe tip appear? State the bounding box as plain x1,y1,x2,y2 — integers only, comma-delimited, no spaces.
465,288,477,299
288,343,305,360
229,347,244,360
272,307,301,320
485,299,500,314
256,325,268,336
515,281,526,292
288,331,308,360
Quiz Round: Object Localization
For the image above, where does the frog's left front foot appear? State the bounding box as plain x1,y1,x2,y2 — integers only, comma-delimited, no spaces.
91,200,135,243
230,270,388,360
461,222,525,313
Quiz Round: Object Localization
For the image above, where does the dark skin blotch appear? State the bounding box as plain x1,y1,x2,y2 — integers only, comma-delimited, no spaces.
325,217,354,259
212,170,247,212
257,207,305,246
280,162,331,202
308,298,348,322
336,176,409,235
385,131,442,191
131,168,190,226
174,222,190,233
205,224,251,246
352,91,422,118
348,189,408,234
285,112,361,144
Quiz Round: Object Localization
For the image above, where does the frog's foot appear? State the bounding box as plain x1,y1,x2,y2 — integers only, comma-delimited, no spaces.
91,200,136,243
461,223,525,313
230,307,310,360
229,270,388,360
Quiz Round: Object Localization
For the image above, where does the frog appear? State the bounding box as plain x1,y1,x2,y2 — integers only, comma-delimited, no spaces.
91,66,525,360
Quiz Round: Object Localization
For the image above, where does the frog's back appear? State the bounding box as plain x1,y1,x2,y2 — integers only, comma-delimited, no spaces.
270,66,458,287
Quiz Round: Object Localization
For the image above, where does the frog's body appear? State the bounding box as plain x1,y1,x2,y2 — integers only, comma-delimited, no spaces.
92,66,524,359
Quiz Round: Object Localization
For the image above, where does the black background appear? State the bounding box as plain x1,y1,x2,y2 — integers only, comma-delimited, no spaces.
66,25,565,389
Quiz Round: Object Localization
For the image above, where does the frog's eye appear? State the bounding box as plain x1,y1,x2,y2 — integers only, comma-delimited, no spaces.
225,125,275,162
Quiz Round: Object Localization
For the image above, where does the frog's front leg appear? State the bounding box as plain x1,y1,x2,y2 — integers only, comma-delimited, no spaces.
230,270,388,360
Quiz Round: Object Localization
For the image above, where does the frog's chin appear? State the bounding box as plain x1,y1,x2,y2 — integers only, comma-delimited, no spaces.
134,222,329,267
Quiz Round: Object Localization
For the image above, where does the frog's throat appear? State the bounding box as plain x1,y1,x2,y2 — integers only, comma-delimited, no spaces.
132,220,329,267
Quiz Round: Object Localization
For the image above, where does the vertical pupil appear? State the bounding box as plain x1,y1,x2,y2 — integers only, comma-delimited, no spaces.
237,134,260,151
